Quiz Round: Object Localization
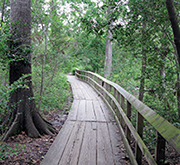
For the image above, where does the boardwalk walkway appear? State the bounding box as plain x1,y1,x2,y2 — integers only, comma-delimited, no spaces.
41,76,129,165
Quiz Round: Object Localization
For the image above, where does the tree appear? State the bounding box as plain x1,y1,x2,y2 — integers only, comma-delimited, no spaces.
2,0,56,140
166,0,180,66
104,4,113,78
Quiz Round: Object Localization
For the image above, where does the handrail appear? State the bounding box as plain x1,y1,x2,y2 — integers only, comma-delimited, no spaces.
75,68,180,165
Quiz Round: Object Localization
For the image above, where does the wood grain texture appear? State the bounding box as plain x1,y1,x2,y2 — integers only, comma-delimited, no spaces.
41,75,129,165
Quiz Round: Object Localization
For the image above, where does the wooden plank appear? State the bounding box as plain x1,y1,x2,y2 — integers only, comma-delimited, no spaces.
108,122,127,165
81,82,98,100
92,100,106,122
81,87,93,100
58,121,85,165
67,100,79,121
77,100,86,121
75,88,85,100
97,122,114,165
85,100,96,121
96,97,114,122
41,121,75,165
78,122,97,165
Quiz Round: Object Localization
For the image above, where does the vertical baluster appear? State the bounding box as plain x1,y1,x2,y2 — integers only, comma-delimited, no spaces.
126,101,131,143
135,112,144,165
113,88,117,111
109,85,112,105
116,92,121,120
120,95,125,127
155,132,165,165
105,82,108,100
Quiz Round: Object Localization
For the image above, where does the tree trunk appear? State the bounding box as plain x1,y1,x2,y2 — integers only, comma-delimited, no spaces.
166,0,180,66
38,30,48,111
138,23,146,101
104,29,113,78
166,0,180,120
104,4,113,78
2,0,56,141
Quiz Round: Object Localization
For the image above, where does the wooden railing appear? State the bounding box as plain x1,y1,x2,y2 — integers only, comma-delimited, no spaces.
75,69,180,165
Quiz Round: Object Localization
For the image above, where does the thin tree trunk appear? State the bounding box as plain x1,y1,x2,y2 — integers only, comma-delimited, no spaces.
166,0,180,119
38,31,48,111
136,23,146,165
176,71,180,120
166,0,180,66
96,33,99,73
37,8,52,111
104,29,112,78
138,23,146,101
138,54,146,101
104,4,113,78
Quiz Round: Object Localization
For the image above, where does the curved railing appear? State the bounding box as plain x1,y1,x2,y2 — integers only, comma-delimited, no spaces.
75,68,180,165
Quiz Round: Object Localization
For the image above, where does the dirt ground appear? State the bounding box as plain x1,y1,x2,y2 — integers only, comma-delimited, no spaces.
0,90,73,165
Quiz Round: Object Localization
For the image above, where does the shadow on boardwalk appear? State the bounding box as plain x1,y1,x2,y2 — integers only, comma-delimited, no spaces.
41,75,130,165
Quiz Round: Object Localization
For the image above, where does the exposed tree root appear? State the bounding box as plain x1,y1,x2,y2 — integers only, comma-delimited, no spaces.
2,110,57,141
1,88,57,141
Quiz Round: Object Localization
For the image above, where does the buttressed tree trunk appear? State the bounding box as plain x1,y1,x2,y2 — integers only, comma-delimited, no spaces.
2,0,56,141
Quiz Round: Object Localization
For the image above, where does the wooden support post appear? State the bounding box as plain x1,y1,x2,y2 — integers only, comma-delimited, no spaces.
117,92,121,105
155,132,166,165
126,101,131,143
116,92,121,121
109,85,112,93
135,112,144,165
109,86,112,105
113,88,117,111
104,82,108,100
113,88,116,99
120,95,125,127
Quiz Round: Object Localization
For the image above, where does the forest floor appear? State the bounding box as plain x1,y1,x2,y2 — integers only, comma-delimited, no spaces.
0,87,73,165
0,86,180,165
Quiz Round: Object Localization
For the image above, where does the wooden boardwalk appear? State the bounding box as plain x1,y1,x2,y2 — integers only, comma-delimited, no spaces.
41,76,129,165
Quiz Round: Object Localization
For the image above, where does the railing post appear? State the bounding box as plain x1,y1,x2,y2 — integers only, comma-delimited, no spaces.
113,88,117,111
109,85,112,105
116,92,122,121
104,82,107,100
126,101,131,143
135,112,144,165
155,132,165,165
120,95,125,127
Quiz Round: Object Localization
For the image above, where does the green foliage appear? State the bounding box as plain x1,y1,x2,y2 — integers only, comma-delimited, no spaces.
41,74,70,110
32,64,71,111
0,74,30,127
0,22,10,67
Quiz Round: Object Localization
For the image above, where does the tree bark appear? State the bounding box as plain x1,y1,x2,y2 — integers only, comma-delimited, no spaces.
104,4,113,78
104,29,113,78
2,0,56,141
166,0,180,66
